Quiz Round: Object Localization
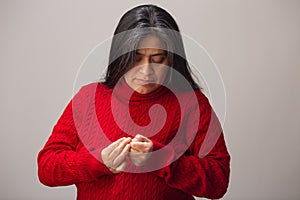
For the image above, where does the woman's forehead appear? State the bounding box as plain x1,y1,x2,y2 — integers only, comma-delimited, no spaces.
137,34,165,50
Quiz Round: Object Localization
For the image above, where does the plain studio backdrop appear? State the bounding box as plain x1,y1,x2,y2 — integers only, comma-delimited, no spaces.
1,0,299,199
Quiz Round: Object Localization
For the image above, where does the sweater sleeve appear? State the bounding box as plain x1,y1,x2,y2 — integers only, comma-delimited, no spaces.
151,95,231,199
37,85,112,187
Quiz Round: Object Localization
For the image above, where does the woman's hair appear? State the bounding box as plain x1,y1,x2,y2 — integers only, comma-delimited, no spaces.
102,4,200,90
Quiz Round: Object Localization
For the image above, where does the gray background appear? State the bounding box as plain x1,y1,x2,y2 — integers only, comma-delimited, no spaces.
1,0,299,199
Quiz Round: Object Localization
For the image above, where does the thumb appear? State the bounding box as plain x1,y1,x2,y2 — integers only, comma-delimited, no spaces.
135,134,148,142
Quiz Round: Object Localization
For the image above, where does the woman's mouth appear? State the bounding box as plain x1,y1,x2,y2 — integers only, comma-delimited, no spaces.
135,78,155,85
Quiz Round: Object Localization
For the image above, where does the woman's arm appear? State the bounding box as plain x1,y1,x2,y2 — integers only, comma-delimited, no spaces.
37,86,112,187
151,96,231,199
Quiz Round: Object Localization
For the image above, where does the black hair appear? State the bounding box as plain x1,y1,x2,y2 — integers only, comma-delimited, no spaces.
102,4,200,90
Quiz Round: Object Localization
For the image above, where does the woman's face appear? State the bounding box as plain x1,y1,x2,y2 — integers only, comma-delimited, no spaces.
124,35,169,94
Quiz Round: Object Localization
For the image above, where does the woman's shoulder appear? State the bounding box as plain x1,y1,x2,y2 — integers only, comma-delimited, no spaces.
178,88,209,104
72,82,112,100
77,82,111,94
194,89,209,102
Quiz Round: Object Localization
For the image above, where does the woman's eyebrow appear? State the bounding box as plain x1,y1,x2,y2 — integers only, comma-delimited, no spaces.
136,51,167,56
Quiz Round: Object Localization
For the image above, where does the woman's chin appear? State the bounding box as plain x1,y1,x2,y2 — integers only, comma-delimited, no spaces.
135,84,158,94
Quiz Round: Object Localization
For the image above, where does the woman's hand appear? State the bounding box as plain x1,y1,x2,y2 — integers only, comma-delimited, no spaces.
129,134,153,166
101,137,131,174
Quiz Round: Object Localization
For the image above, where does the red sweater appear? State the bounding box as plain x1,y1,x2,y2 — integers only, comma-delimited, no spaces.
37,80,230,200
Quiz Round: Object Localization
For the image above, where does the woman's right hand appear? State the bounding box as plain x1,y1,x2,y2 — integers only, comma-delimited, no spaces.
101,137,131,174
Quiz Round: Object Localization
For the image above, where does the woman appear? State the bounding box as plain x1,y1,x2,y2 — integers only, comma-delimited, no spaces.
38,4,230,200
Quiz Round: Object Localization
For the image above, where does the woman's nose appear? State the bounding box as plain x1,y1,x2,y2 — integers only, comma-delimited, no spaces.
139,59,153,75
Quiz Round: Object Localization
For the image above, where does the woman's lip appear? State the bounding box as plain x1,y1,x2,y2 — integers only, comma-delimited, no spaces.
135,78,155,85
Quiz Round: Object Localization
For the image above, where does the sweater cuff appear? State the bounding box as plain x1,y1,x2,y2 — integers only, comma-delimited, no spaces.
84,148,113,179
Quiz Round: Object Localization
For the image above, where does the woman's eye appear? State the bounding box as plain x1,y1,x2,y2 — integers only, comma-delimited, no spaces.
151,56,165,63
134,56,142,62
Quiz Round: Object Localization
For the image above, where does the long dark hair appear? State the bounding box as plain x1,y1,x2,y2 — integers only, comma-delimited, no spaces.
102,4,200,90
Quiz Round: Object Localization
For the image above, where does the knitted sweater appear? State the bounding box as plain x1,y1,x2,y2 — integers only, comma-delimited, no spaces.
37,80,230,200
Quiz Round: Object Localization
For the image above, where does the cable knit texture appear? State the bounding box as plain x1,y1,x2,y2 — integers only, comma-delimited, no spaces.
38,80,230,200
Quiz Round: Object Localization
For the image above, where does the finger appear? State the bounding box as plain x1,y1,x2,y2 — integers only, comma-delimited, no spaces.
119,137,132,148
131,142,148,152
131,138,139,143
131,141,149,148
102,138,125,162
115,161,127,172
105,137,125,153
132,141,153,153
130,147,139,153
109,137,131,159
134,134,150,142
113,143,130,167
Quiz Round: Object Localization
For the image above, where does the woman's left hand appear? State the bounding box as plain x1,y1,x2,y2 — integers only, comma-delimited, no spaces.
129,134,153,166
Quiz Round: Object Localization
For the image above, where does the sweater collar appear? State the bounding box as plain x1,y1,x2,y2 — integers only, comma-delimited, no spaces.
113,78,169,103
